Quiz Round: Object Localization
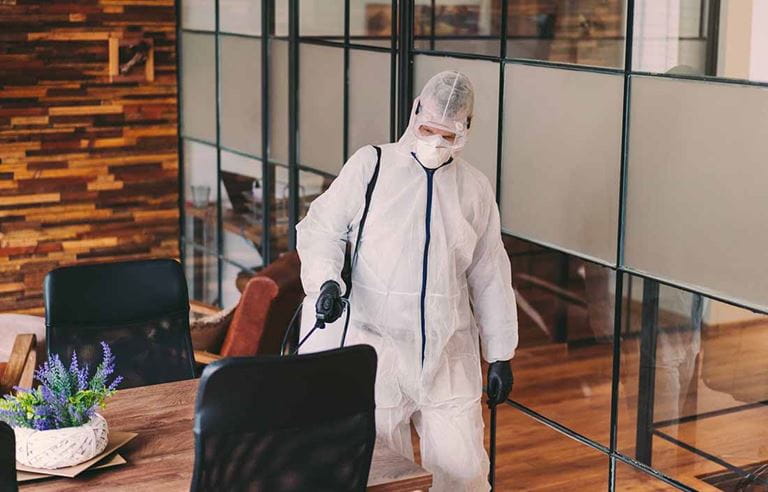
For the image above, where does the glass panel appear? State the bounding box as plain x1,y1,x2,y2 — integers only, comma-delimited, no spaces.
184,140,219,305
624,76,768,309
300,0,344,41
183,139,218,204
220,0,262,36
501,64,623,264
220,150,292,272
505,235,615,445
413,0,501,56
615,460,678,490
181,32,216,142
220,151,262,294
506,0,626,68
487,403,610,489
220,35,262,156
298,168,333,222
299,44,344,174
350,1,393,48
184,244,219,306
414,54,499,189
181,0,215,31
270,163,292,258
269,39,290,165
633,0,768,83
618,275,768,490
348,49,391,154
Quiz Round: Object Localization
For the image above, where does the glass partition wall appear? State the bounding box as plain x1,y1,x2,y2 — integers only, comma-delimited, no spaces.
179,1,768,489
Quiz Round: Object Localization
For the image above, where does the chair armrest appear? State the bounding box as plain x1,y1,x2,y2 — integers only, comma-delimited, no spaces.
0,334,36,394
190,300,222,316
194,350,223,366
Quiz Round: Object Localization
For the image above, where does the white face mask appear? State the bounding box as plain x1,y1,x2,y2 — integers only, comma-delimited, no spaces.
415,139,453,169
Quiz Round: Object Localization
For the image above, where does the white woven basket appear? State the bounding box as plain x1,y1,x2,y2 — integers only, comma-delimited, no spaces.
14,413,109,469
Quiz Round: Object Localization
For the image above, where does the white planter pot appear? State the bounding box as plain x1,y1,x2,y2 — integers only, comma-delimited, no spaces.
14,413,109,469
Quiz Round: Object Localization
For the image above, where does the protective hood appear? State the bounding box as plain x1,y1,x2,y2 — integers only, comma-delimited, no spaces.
398,70,475,159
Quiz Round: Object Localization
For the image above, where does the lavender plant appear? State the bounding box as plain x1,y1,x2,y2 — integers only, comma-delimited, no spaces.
0,342,123,430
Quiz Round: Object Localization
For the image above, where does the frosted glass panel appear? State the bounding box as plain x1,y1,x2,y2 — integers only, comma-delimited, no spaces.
220,35,261,156
299,44,343,174
414,55,499,190
348,50,391,154
181,33,216,143
625,76,768,309
181,0,214,31
501,64,623,264
269,40,289,165
220,0,261,36
300,0,344,39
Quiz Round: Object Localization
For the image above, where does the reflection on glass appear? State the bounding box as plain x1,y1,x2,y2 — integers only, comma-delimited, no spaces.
504,235,614,445
633,0,768,83
184,243,219,306
350,1,393,48
615,459,678,491
507,0,625,67
484,403,609,488
183,140,218,276
414,0,501,56
618,274,768,490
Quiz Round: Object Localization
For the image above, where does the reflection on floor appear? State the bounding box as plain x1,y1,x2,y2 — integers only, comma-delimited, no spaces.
406,324,768,490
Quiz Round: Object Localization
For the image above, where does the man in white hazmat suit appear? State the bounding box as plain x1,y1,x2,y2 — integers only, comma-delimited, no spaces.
296,70,519,491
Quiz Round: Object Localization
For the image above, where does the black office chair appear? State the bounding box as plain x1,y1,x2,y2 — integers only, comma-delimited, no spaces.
0,421,17,492
192,345,377,492
44,259,195,389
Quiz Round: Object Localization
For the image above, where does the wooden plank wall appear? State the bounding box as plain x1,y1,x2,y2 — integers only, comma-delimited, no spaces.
0,0,180,314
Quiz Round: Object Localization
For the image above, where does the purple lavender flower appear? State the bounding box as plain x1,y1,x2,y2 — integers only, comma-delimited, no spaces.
0,342,122,430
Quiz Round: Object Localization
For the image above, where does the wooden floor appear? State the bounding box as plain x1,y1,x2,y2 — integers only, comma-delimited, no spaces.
406,326,768,491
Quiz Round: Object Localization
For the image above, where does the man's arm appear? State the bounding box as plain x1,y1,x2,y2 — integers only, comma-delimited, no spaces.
296,146,377,296
466,179,519,363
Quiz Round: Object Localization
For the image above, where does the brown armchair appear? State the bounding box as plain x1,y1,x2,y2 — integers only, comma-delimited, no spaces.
191,251,304,364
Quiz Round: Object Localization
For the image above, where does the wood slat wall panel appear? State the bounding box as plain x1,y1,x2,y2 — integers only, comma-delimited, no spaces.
0,0,179,313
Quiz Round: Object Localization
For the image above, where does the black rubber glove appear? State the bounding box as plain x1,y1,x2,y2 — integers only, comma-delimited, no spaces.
315,280,344,326
486,360,513,407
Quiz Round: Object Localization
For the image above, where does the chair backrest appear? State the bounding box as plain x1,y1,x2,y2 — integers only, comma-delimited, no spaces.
220,251,304,357
44,259,195,389
0,421,17,491
192,345,377,492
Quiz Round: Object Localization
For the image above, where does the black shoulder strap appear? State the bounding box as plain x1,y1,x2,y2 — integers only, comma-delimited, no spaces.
351,145,381,269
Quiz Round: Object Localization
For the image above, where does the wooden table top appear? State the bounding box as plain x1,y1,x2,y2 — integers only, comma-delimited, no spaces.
20,379,431,491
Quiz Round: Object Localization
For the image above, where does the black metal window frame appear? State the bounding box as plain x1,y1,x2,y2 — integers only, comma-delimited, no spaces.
176,1,768,490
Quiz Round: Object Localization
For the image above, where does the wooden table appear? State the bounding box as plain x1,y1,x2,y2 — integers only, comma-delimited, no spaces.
21,379,431,491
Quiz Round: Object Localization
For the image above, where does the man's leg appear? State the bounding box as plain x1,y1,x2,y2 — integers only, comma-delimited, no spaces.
376,401,417,461
415,398,490,492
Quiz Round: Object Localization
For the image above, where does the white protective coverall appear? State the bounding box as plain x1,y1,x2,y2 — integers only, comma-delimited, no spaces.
296,71,519,491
